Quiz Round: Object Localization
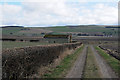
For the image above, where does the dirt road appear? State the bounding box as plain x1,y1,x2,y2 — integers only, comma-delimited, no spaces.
66,45,88,78
66,45,118,78
90,45,118,78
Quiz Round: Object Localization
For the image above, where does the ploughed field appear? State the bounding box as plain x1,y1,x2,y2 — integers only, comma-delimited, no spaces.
99,41,119,52
99,41,120,60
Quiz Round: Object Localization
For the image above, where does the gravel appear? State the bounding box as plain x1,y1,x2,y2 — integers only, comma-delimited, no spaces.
66,45,88,78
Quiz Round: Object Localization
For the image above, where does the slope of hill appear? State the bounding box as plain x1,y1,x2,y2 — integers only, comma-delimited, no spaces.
2,25,119,37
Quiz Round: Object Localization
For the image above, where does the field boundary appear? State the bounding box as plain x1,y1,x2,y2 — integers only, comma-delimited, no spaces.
42,44,84,78
2,42,82,78
98,46,120,61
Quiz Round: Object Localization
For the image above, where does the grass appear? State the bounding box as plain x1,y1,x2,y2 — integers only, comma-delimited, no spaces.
42,44,84,78
95,46,120,77
83,46,101,78
2,27,23,35
2,41,51,49
2,26,118,36
44,26,117,34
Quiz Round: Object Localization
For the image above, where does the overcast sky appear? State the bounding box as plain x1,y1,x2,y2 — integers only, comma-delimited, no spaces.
0,0,119,27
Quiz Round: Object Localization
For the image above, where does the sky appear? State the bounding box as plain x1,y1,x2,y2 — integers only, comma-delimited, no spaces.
0,0,119,27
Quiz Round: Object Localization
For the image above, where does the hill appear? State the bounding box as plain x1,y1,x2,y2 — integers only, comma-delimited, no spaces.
2,25,119,37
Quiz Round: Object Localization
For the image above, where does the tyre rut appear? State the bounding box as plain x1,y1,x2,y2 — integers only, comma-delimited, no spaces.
90,45,118,78
66,45,88,78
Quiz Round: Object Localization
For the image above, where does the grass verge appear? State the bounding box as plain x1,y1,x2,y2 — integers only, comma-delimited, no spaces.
42,44,84,78
95,46,120,77
83,46,101,78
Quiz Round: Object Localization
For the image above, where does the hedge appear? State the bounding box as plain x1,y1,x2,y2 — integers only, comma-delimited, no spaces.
2,42,82,78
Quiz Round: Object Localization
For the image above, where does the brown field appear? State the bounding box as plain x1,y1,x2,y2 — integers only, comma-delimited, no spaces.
99,41,119,52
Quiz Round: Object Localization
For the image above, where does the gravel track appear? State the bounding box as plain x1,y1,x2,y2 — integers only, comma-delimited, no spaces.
66,45,88,78
66,45,118,78
90,45,118,78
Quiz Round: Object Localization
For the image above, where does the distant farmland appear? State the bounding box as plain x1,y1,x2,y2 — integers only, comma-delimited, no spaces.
1,25,119,49
1,25,120,78
2,25,119,37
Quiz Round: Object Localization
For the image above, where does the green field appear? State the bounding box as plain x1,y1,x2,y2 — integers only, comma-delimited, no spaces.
2,27,23,35
2,25,118,49
2,41,51,49
2,27,43,36
2,25,119,37
44,26,114,33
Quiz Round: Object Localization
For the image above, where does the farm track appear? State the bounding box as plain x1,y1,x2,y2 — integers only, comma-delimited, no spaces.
83,46,101,78
66,45,118,78
66,45,88,78
91,45,118,78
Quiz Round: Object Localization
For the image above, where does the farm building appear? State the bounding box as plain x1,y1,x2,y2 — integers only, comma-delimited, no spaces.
44,34,72,43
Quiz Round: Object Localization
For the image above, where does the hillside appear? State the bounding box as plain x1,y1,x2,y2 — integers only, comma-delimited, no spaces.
2,25,119,37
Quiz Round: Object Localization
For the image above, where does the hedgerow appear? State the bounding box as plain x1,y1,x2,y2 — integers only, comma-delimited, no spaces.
2,42,82,78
